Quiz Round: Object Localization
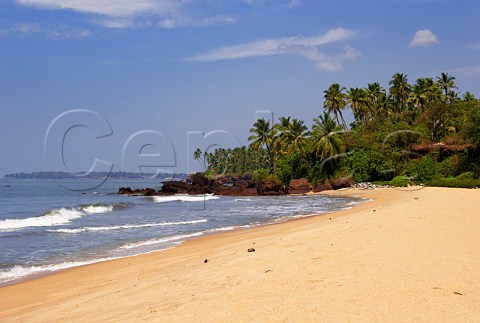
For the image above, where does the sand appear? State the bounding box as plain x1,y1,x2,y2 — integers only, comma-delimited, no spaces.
0,187,479,322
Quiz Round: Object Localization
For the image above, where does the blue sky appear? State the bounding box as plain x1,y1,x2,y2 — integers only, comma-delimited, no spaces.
1,0,479,176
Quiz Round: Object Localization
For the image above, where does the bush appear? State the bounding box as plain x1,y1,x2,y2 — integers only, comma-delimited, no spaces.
252,168,270,183
428,177,480,188
403,155,437,183
348,149,395,183
389,176,412,187
437,155,462,178
455,172,474,180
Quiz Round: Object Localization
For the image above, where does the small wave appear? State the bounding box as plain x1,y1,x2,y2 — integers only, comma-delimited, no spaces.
0,203,128,231
152,194,220,203
234,198,254,202
0,208,84,231
0,258,117,284
49,219,208,234
205,224,252,233
119,232,204,250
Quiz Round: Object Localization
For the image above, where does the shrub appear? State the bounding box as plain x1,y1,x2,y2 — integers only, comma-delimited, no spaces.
428,177,480,188
348,149,395,183
252,168,270,183
455,172,474,180
389,176,412,187
403,155,437,183
437,155,462,178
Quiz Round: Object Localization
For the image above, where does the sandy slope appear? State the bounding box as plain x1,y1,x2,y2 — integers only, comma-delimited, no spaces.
0,187,479,322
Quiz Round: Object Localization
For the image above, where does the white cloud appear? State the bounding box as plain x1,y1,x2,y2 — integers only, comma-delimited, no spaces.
408,29,439,48
7,22,90,39
15,0,289,29
451,65,480,76
186,28,359,72
15,0,174,17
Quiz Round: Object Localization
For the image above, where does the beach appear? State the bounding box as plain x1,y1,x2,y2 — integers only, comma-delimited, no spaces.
0,187,479,322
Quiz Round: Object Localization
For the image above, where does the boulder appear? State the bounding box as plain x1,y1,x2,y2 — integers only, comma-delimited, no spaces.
160,181,189,194
117,187,134,195
288,178,311,194
330,177,354,190
312,181,333,192
257,180,285,196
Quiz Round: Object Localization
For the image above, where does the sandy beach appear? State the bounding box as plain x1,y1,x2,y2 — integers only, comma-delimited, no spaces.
0,187,479,322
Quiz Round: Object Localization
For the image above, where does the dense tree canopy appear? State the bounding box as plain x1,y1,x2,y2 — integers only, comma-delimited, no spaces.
198,73,480,187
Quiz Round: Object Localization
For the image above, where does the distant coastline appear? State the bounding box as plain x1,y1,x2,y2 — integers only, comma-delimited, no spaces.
2,171,187,180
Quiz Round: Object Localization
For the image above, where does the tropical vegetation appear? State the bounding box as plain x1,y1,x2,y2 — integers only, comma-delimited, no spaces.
194,73,480,188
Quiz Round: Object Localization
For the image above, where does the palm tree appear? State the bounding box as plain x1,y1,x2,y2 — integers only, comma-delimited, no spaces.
192,148,207,170
324,83,347,128
389,73,411,114
248,118,276,173
366,82,385,120
347,87,367,124
463,91,477,103
436,72,457,102
309,112,344,161
281,118,309,156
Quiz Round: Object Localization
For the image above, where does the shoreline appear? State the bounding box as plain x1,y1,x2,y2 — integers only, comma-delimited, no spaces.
0,192,366,287
1,187,479,322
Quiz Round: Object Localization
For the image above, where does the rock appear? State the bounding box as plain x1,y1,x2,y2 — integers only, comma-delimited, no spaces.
247,248,256,252
204,259,208,263
257,180,285,196
330,177,354,190
288,178,311,194
160,181,189,194
117,187,134,194
312,181,333,192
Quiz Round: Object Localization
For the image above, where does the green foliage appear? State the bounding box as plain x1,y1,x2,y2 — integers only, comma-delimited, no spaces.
428,177,480,188
389,176,412,187
403,156,437,183
199,72,479,187
348,149,395,182
252,168,270,183
455,172,474,180
436,155,462,178
274,154,309,185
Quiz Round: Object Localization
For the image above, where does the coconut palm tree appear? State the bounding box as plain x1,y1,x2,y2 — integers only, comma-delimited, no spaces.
389,73,411,114
436,72,457,102
347,87,367,124
248,118,276,173
324,83,347,128
309,112,344,161
192,148,207,170
281,118,309,156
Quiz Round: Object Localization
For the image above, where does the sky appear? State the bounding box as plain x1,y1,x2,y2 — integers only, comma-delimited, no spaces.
1,0,479,176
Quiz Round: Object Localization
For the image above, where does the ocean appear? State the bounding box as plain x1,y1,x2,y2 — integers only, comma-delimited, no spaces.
0,178,365,285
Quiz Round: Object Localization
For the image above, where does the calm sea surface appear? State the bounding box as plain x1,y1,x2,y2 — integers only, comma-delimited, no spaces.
0,178,365,285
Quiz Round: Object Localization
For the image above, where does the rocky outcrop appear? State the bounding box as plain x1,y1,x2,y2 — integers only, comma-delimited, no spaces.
256,180,285,196
287,178,311,194
118,173,355,197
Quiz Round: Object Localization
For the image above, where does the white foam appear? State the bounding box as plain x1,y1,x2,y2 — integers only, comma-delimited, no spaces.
0,203,119,231
0,208,84,231
49,219,207,234
119,232,204,250
83,205,114,214
152,194,220,203
0,258,116,284
234,198,254,202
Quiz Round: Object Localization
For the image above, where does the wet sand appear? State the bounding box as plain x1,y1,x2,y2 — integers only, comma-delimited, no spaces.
1,187,479,322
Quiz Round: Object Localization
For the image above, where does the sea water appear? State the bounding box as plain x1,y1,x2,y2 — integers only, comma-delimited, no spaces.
0,178,364,285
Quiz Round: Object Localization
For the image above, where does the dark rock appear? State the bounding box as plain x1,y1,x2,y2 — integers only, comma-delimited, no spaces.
330,177,354,190
160,181,189,194
247,248,256,252
257,180,285,196
117,187,134,194
288,178,311,194
204,259,208,263
312,182,333,192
